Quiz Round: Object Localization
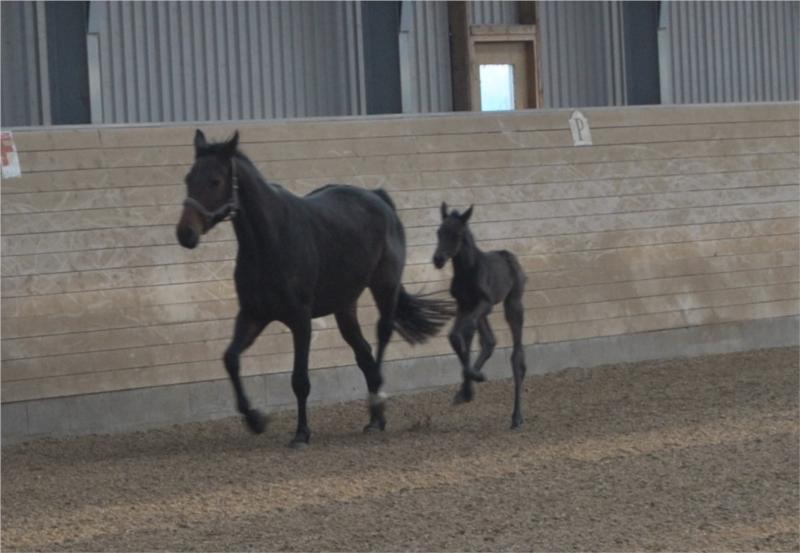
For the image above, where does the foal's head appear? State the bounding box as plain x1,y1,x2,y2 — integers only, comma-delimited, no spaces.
176,130,240,249
432,202,473,269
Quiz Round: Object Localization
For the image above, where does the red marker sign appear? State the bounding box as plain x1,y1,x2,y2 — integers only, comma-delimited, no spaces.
1,131,21,179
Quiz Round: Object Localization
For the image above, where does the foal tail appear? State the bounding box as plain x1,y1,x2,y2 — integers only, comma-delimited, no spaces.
394,288,455,344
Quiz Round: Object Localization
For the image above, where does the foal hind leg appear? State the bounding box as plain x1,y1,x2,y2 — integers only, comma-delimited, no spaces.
335,305,385,432
224,312,269,433
504,295,527,429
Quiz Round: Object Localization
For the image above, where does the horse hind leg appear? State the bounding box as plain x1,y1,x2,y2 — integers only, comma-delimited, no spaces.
504,294,527,429
366,277,402,431
288,316,313,448
335,305,385,432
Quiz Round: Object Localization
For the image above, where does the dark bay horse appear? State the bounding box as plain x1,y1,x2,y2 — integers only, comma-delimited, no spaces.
433,203,528,428
176,130,452,447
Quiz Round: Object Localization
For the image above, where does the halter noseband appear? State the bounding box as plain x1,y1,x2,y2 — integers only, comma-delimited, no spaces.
183,157,240,232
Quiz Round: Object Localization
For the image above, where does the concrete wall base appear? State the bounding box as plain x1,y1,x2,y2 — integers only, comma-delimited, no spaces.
3,316,798,445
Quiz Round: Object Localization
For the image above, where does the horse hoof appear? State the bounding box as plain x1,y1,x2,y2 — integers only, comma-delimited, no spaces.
288,430,311,448
245,409,268,434
510,417,523,430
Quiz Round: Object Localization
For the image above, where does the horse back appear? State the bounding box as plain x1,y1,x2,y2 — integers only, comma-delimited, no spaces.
299,185,405,314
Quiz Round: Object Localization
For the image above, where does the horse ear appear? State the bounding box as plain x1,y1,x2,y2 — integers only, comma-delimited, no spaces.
194,129,207,151
222,131,240,157
460,204,473,223
440,201,449,220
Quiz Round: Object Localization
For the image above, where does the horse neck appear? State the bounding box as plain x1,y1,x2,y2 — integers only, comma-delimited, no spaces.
453,228,480,274
231,157,292,257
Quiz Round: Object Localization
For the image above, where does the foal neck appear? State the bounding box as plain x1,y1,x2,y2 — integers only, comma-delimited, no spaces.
453,228,480,272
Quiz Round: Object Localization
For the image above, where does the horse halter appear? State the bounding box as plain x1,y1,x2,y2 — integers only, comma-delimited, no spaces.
183,157,240,232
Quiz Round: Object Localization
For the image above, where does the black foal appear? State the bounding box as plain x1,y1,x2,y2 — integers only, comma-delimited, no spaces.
433,203,528,428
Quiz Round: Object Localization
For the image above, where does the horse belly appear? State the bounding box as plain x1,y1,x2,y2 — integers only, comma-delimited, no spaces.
310,259,374,317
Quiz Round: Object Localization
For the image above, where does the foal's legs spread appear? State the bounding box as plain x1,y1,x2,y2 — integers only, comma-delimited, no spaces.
504,294,527,429
335,305,385,432
450,300,493,404
224,312,269,433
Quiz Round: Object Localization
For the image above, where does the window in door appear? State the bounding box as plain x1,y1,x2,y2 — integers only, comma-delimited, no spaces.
479,64,515,111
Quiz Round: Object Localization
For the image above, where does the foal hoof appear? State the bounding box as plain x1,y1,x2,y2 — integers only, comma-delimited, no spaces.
510,416,523,430
244,409,268,434
363,418,386,433
453,389,473,405
468,370,487,383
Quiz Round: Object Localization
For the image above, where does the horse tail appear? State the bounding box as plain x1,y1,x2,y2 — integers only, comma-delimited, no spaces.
393,288,455,344
372,188,397,211
372,187,451,341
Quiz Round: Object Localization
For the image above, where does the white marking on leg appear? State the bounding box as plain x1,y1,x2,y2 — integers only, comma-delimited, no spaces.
368,391,387,407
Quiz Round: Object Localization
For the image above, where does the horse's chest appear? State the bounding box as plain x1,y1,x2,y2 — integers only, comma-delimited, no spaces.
234,263,303,317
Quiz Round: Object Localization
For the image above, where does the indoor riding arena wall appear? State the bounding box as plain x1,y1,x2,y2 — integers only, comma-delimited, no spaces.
3,102,798,443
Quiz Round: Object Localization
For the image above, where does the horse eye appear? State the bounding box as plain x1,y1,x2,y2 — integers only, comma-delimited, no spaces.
210,178,222,188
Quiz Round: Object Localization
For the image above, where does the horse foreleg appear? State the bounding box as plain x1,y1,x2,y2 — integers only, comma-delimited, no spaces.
289,318,313,448
224,312,269,433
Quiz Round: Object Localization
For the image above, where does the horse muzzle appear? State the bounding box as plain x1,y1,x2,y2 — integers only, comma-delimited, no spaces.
176,222,199,249
176,205,204,249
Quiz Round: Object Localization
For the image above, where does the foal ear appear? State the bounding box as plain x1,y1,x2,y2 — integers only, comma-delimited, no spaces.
194,129,208,151
460,204,474,223
222,131,240,158
440,201,449,220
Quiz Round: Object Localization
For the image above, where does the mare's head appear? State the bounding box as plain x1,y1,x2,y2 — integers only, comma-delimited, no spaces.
176,130,240,249
432,202,473,269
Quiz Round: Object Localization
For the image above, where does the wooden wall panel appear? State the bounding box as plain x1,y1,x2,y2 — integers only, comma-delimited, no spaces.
2,103,798,403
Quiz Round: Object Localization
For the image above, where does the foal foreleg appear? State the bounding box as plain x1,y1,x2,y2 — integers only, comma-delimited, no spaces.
224,312,268,433
471,316,496,377
450,314,476,404
450,302,491,404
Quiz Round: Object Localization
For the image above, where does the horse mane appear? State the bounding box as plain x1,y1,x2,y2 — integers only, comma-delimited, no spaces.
195,137,284,193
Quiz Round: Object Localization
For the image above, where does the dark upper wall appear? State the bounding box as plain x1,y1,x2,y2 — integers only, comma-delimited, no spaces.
362,1,402,115
1,1,46,126
46,1,91,124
